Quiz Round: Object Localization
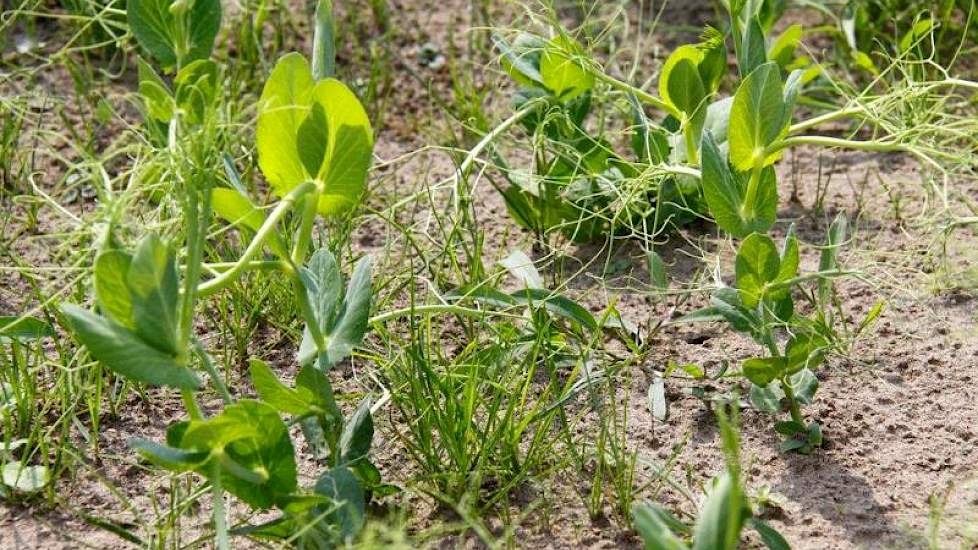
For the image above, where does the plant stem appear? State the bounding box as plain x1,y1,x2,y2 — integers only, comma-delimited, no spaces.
590,71,682,120
193,340,232,405
197,181,316,297
368,304,522,325
452,98,546,214
740,164,763,220
770,135,941,170
781,380,805,426
181,389,203,420
211,461,230,550
291,184,321,264
682,121,699,165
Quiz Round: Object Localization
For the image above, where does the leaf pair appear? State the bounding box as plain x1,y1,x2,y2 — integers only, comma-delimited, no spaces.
701,131,778,238
741,332,827,387
127,0,221,69
495,33,594,103
658,28,726,141
138,58,220,125
296,249,373,368
132,400,297,509
734,231,798,310
257,53,374,216
62,235,201,390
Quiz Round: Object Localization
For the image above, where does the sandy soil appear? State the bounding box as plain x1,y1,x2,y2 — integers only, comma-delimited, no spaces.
2,0,977,548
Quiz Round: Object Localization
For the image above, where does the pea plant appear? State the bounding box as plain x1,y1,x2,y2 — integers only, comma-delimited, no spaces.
59,1,386,547
478,0,965,451
486,0,969,247
633,405,790,549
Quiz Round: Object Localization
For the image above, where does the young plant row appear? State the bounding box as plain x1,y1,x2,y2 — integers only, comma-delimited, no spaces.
52,0,393,547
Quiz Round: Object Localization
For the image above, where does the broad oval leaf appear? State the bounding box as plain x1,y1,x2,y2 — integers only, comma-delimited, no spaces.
127,235,180,355
0,316,54,342
539,35,594,102
256,54,373,215
735,233,781,308
94,250,134,328
2,463,50,493
728,62,787,172
127,0,221,68
61,305,201,390
659,46,708,121
700,132,777,238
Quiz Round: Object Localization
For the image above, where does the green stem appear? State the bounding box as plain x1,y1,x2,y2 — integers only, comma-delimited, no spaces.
682,120,699,165
590,70,682,120
740,164,763,221
291,184,321,264
181,390,203,420
452,98,546,213
368,304,522,325
197,181,316,297
193,340,232,405
210,461,230,550
771,135,941,171
781,380,805,425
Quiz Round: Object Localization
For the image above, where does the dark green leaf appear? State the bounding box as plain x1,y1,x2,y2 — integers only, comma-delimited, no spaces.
749,382,784,413
61,305,200,390
742,356,786,386
314,466,365,540
129,438,209,471
338,397,373,465
327,255,372,365
0,317,54,342
126,235,179,355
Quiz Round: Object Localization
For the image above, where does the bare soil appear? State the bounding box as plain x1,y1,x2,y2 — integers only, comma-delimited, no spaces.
2,0,977,549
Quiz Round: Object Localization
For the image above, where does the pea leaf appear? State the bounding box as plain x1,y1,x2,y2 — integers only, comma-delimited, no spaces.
256,53,316,199
768,24,802,69
211,187,288,258
337,397,373,465
0,317,54,342
309,80,373,214
736,17,767,78
735,233,781,308
250,359,311,416
314,466,365,540
256,54,374,215
700,132,778,238
326,255,372,365
2,463,50,493
494,32,547,89
61,305,201,390
127,0,221,68
728,62,787,172
742,356,787,386
130,438,209,471
137,58,173,122
94,250,134,328
127,235,179,355
539,35,593,102
179,400,298,509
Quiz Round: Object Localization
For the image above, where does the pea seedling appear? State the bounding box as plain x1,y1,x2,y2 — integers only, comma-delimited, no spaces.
60,1,385,546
